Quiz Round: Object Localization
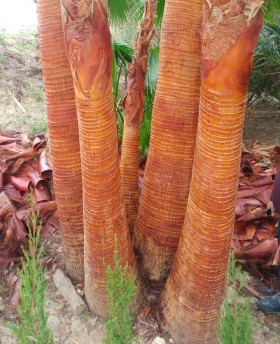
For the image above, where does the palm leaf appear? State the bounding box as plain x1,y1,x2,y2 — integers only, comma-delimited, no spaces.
156,0,165,27
108,0,144,25
249,21,280,105
113,40,134,64
146,46,159,94
263,0,280,26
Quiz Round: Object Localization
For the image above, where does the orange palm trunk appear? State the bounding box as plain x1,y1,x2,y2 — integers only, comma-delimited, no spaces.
37,0,84,281
62,0,135,316
163,3,263,343
120,0,157,231
134,0,203,290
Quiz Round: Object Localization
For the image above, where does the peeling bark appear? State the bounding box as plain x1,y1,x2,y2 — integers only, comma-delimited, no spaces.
61,0,135,316
134,0,203,292
163,3,263,343
120,0,157,231
37,0,84,281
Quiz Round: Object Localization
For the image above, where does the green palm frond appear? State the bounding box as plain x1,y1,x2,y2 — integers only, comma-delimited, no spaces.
109,0,165,28
112,41,134,118
263,0,280,26
254,25,280,69
249,21,280,105
146,46,159,94
108,0,144,25
140,91,154,155
113,40,134,64
156,0,165,27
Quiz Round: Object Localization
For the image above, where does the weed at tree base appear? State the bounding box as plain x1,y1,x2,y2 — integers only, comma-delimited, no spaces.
8,192,53,344
219,253,254,344
103,239,137,344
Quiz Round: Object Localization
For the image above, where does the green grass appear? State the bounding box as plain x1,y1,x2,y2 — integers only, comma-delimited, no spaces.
14,28,38,51
31,120,48,134
219,253,254,344
0,29,9,44
27,88,45,103
103,239,137,344
8,192,53,344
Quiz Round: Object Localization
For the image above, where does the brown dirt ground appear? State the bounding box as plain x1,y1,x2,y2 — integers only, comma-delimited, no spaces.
243,109,280,149
0,31,280,344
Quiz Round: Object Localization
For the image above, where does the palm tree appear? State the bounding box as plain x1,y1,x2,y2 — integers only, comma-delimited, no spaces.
61,0,135,316
36,0,269,338
163,4,263,343
37,0,84,281
120,0,157,230
134,0,203,290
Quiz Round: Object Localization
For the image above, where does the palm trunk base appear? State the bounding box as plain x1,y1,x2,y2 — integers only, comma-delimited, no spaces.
62,239,84,281
85,279,108,317
85,260,142,317
134,231,175,295
162,278,219,344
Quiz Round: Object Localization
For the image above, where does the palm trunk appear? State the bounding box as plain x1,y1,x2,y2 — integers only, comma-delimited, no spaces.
120,0,157,231
61,0,135,316
37,0,84,281
134,0,203,291
163,4,263,343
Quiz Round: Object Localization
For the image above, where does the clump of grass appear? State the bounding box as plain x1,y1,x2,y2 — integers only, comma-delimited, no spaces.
103,239,137,344
219,253,254,344
9,192,53,344
14,28,38,51
0,29,9,44
0,53,5,64
31,89,44,103
32,120,48,134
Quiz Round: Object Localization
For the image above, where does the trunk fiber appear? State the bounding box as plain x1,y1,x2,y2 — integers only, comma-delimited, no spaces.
62,0,135,316
163,3,263,343
134,0,203,291
37,0,84,281
120,0,157,232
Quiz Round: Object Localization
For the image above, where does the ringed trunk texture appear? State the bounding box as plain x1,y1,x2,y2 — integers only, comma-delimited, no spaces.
134,0,203,291
62,0,135,316
163,3,263,343
120,0,157,232
37,0,84,281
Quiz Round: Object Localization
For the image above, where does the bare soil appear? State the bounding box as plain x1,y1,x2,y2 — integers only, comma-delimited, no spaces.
243,109,280,148
0,31,280,344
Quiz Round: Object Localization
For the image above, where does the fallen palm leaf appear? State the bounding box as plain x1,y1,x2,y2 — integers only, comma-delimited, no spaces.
235,238,278,264
234,146,279,269
0,133,57,268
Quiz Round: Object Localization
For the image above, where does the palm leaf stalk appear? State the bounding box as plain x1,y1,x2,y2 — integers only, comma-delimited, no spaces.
61,0,135,316
120,0,157,231
163,3,263,343
37,0,84,281
134,0,203,292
